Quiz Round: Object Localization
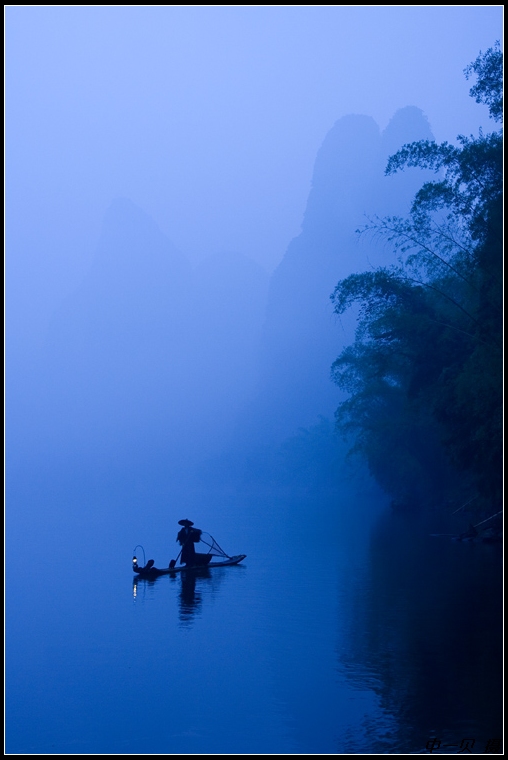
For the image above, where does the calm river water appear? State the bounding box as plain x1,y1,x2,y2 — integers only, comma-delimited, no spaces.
6,474,503,754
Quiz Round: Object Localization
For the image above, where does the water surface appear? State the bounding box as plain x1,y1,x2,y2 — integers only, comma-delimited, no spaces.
6,478,502,753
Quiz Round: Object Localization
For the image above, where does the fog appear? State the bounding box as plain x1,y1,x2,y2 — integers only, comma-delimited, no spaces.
6,11,503,501
7,7,502,482
5,9,504,754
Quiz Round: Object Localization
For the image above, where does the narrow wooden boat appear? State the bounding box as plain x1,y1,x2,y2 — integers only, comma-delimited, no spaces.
133,554,246,577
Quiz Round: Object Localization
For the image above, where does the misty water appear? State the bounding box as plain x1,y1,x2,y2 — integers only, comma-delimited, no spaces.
6,472,502,754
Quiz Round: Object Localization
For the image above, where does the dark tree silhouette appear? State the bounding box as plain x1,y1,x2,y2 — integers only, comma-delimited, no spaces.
330,43,503,514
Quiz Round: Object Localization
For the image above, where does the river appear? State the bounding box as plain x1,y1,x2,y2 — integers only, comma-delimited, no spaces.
6,473,503,754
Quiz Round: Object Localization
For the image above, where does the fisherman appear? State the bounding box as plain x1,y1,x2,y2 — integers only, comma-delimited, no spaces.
176,519,212,566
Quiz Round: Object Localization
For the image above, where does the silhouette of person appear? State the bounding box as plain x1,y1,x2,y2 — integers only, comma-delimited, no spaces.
176,519,212,566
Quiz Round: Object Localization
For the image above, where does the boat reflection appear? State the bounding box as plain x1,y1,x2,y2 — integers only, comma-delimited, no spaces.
132,566,226,626
178,567,211,625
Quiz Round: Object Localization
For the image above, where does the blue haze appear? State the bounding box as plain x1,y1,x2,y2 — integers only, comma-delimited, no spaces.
6,7,503,754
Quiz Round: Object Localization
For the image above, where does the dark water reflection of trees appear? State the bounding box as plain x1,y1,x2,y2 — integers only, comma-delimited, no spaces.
339,511,503,754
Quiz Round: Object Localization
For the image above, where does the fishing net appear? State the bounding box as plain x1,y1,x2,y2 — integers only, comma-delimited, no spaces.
198,532,231,559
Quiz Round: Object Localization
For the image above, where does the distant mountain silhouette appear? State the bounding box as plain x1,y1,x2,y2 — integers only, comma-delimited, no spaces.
37,198,268,469
238,107,435,446
189,251,269,443
13,108,435,479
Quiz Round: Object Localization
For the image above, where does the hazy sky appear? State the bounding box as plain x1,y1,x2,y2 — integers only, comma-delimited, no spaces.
6,6,503,348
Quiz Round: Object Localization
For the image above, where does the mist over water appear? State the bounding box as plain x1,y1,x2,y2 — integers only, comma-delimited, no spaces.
6,7,503,754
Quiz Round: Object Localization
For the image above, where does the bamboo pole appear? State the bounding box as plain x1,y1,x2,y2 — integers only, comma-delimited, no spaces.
473,511,503,529
451,496,478,515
